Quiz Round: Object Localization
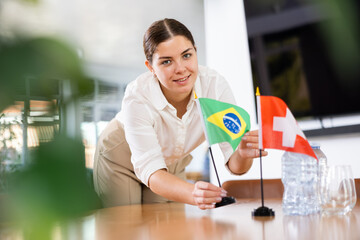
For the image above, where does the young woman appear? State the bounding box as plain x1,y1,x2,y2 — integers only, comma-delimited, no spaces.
93,18,267,209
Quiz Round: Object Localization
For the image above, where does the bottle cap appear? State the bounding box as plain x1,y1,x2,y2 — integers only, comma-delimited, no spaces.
310,142,320,149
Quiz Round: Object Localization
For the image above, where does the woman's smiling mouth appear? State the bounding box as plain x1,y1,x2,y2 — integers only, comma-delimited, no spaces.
173,75,190,82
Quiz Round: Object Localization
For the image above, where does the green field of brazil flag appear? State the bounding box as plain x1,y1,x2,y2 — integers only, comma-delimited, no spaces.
197,98,251,151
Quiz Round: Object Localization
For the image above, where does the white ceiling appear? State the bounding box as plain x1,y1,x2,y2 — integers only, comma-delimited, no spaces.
0,0,206,76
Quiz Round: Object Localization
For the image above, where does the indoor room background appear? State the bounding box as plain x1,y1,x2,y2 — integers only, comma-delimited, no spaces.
0,0,359,190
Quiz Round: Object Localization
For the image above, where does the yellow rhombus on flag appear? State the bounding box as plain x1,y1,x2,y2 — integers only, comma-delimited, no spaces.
197,97,251,151
207,107,249,140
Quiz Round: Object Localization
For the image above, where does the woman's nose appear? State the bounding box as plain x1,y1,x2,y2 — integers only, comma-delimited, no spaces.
174,60,186,73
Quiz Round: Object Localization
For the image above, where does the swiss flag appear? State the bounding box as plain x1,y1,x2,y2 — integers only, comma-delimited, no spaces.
258,95,317,159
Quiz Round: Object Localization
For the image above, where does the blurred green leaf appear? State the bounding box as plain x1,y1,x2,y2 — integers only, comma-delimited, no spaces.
316,0,360,88
23,0,39,3
0,3,100,240
9,134,102,239
0,37,94,111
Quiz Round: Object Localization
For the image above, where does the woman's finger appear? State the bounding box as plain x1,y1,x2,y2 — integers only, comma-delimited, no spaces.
193,189,227,198
194,181,225,192
251,149,268,158
243,135,258,143
261,150,268,156
246,142,259,149
238,148,268,158
192,181,227,210
198,203,216,210
245,130,258,136
194,196,223,204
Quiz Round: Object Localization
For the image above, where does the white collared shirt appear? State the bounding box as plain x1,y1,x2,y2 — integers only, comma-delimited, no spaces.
117,65,236,186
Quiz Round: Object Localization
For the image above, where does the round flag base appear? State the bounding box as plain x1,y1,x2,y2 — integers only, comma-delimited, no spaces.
215,196,236,208
252,206,275,217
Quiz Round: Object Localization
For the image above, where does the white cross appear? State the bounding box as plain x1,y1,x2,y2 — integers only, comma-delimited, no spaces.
273,108,305,148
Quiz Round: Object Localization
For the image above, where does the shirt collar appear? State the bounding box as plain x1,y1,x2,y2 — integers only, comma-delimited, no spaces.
193,74,202,99
150,73,202,110
149,75,168,110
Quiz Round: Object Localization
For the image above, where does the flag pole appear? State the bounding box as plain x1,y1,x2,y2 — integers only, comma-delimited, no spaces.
252,87,275,217
208,146,235,208
256,87,265,207
194,90,220,187
259,150,264,207
208,146,221,188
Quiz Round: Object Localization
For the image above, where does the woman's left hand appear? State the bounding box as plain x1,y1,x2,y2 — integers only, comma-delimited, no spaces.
237,130,268,159
227,130,267,175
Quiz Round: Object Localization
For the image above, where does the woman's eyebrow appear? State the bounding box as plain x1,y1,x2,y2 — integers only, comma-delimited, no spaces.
181,48,193,54
158,56,171,60
158,48,194,60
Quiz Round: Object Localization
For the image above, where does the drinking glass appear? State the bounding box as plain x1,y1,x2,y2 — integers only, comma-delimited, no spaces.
345,165,357,210
319,165,357,215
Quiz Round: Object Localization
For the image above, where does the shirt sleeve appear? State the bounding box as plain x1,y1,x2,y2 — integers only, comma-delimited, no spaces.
121,99,167,186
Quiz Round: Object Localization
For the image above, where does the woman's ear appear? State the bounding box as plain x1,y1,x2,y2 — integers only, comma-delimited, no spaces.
145,60,153,73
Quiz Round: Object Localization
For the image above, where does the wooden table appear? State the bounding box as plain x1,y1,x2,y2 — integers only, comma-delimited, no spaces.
2,198,360,240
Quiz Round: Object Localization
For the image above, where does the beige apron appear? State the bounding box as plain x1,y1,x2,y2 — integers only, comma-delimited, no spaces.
93,118,192,208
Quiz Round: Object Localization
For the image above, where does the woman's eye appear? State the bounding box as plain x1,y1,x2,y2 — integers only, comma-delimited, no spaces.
161,60,171,65
183,53,192,59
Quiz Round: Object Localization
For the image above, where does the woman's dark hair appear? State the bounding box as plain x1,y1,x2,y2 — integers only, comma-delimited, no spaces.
143,18,195,64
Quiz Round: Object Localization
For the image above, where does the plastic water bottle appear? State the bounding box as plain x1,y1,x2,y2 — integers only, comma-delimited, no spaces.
310,142,327,180
310,142,327,212
281,151,319,215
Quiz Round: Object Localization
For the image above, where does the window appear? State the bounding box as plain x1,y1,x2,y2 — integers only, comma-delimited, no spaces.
0,79,61,192
80,79,127,168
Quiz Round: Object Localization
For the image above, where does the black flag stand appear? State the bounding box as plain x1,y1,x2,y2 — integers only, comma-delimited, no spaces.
252,150,275,217
208,147,236,208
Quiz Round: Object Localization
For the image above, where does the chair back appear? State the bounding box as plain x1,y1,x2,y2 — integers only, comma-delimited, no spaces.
222,179,283,199
224,178,360,200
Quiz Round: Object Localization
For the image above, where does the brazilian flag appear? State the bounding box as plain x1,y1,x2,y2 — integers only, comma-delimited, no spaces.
198,98,251,151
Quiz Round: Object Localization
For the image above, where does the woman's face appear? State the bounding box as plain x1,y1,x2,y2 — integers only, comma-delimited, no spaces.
145,35,198,102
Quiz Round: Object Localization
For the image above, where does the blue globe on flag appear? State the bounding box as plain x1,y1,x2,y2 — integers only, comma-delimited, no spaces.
223,113,241,134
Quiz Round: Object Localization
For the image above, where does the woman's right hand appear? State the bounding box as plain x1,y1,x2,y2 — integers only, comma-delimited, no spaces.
192,181,227,210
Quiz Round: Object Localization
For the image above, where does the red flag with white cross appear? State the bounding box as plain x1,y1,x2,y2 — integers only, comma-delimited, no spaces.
256,91,317,159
